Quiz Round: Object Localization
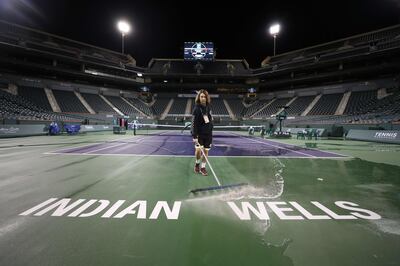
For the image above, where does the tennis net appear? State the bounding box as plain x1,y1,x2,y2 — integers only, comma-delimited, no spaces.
132,124,265,138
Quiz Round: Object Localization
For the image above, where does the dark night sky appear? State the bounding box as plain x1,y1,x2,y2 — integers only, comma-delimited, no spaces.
0,0,399,68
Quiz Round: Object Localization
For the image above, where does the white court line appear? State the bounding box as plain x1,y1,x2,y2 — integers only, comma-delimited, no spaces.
126,140,193,143
251,136,348,157
0,146,26,151
227,132,316,158
82,142,128,154
158,131,175,136
48,132,174,154
49,135,139,153
229,136,348,158
81,135,157,154
43,152,350,159
44,131,350,159
46,131,172,155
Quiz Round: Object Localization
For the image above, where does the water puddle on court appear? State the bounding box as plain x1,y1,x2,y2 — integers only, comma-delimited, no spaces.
184,157,286,236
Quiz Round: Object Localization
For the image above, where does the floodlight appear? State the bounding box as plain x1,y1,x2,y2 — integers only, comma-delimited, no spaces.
117,21,130,34
269,24,280,36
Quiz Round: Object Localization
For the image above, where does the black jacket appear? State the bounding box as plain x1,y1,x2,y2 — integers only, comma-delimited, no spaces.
191,104,213,138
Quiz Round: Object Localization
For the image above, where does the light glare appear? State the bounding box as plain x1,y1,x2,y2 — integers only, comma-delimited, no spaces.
269,24,280,36
117,21,130,34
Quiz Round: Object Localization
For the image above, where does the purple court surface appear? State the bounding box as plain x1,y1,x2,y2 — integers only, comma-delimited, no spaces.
48,131,346,158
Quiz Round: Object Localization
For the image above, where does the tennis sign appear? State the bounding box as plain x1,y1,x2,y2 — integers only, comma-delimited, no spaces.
346,129,400,144
20,198,381,221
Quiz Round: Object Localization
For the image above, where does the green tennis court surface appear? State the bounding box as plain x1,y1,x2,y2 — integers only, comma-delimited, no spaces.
0,132,399,266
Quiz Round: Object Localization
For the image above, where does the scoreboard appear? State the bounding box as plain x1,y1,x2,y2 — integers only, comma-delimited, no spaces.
184,42,214,61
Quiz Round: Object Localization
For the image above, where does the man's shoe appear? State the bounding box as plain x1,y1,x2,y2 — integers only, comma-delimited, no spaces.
194,163,200,174
200,167,208,176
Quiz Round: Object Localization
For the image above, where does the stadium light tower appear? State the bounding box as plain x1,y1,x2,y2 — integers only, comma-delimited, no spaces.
269,23,280,56
117,20,131,54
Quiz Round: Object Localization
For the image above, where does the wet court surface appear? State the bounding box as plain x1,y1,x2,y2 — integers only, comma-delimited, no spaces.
0,132,399,266
48,131,346,158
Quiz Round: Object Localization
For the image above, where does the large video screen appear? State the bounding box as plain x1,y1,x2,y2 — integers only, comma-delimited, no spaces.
184,42,214,61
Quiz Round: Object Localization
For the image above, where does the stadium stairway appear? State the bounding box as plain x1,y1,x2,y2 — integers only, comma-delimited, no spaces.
185,98,192,116
99,95,124,116
301,94,321,116
74,91,96,114
121,97,148,117
160,98,174,120
275,96,297,116
377,88,389,99
223,99,235,119
250,98,276,118
7,84,18,95
44,88,61,112
335,91,351,115
148,97,156,107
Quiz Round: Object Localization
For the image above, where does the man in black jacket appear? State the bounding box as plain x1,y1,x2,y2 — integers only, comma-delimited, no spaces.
191,89,213,176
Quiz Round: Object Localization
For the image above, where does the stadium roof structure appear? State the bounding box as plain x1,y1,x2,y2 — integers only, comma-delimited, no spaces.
0,20,400,93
